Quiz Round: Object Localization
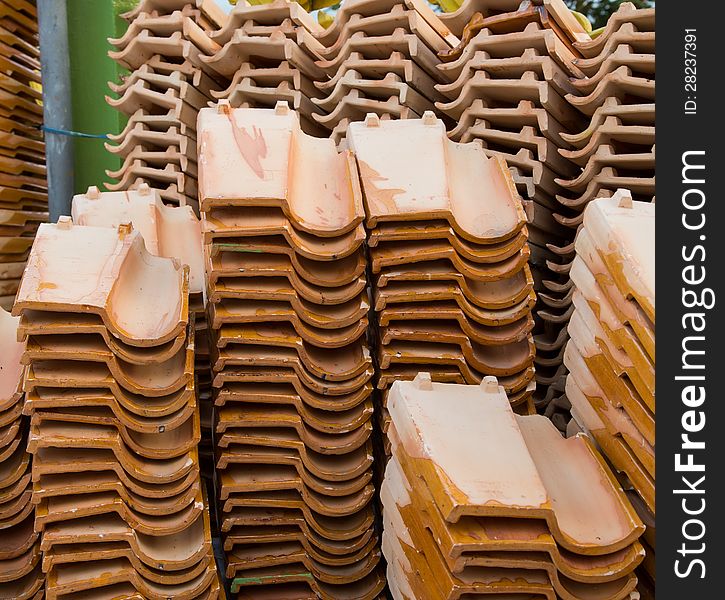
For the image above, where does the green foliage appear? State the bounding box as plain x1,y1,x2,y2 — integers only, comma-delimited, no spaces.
564,0,654,29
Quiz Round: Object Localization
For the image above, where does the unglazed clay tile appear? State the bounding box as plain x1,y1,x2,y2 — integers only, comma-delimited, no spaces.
348,113,526,243
220,465,374,517
560,118,654,166
215,324,372,382
45,555,216,600
556,145,654,192
108,29,220,81
217,404,372,457
24,360,195,419
387,375,644,554
107,59,215,104
312,70,434,117
203,209,365,261
14,221,188,347
315,30,443,82
123,0,228,28
28,420,198,486
40,507,212,571
206,251,367,302
316,50,446,104
108,8,204,51
439,49,579,103
574,29,654,77
71,185,204,296
370,238,529,279
211,0,323,46
375,283,536,327
570,47,653,95
225,541,380,583
435,69,583,131
106,121,195,158
32,446,198,501
197,103,364,236
559,100,654,148
383,455,644,584
573,3,654,58
202,30,325,79
565,66,654,116
105,77,204,127
212,62,321,104
22,331,193,397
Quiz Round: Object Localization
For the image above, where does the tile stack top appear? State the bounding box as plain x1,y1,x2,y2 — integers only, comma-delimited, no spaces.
558,1,655,208
311,0,460,146
12,218,220,599
347,112,536,449
564,191,655,599
0,305,43,599
383,373,645,600
203,0,329,136
198,100,364,234
71,184,205,300
105,0,229,210
0,0,46,311
15,220,189,346
197,103,384,599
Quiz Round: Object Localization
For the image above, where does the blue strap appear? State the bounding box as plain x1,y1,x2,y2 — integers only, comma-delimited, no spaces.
41,125,109,140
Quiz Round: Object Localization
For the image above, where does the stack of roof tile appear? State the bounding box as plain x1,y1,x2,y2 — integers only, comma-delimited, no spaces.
563,191,654,599
433,0,591,426
310,0,459,146
12,219,220,599
105,0,229,211
203,0,330,137
0,306,42,599
559,1,655,207
68,183,216,510
382,372,646,600
198,101,385,599
0,0,45,311
346,112,536,447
